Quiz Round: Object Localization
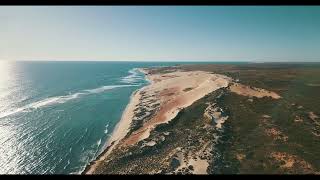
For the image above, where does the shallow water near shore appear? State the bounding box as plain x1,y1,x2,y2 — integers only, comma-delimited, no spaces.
0,61,247,174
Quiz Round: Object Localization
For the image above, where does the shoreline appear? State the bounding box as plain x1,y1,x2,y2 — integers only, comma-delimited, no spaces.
82,68,151,174
83,68,233,174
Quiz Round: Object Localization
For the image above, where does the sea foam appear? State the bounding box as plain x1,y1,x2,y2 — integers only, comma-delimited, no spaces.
104,124,109,134
0,84,138,119
120,68,144,84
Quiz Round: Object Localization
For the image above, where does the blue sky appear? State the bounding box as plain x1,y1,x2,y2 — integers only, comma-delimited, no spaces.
1,6,320,62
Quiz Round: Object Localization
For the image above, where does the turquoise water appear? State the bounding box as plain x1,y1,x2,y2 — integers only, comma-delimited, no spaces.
0,61,246,174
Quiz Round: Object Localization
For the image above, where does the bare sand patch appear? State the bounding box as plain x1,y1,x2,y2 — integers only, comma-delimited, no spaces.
265,127,288,142
294,115,303,123
203,102,228,129
188,158,209,174
262,115,271,118
173,142,212,174
312,132,320,137
229,83,281,99
308,112,320,128
309,112,319,121
270,152,313,172
236,153,246,162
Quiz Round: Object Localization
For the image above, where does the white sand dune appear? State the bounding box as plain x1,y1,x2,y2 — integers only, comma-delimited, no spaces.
120,70,232,146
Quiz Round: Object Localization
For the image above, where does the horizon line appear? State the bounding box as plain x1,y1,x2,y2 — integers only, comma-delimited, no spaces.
2,60,320,63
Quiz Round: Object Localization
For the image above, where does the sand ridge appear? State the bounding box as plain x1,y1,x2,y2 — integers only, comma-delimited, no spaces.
120,70,232,146
229,83,281,99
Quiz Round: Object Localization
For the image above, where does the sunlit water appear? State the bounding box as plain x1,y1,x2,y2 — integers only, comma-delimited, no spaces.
0,61,159,174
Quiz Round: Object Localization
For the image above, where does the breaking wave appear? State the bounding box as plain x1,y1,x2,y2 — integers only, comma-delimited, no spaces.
120,68,144,84
104,124,109,134
0,84,139,119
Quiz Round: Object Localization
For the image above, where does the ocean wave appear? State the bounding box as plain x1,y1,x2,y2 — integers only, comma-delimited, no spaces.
94,139,102,157
0,84,138,119
104,124,109,134
96,139,102,147
120,68,144,84
83,84,139,94
31,93,85,109
75,128,89,145
63,160,70,170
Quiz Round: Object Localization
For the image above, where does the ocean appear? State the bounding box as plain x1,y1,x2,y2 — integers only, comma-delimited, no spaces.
0,61,246,174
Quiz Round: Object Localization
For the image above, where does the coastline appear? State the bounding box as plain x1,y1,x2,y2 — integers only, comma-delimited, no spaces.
83,67,233,174
82,68,151,174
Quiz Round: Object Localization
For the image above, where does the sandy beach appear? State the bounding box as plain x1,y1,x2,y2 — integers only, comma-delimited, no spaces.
83,69,150,174
121,70,232,146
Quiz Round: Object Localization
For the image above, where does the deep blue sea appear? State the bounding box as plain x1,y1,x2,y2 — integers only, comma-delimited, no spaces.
0,61,246,174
